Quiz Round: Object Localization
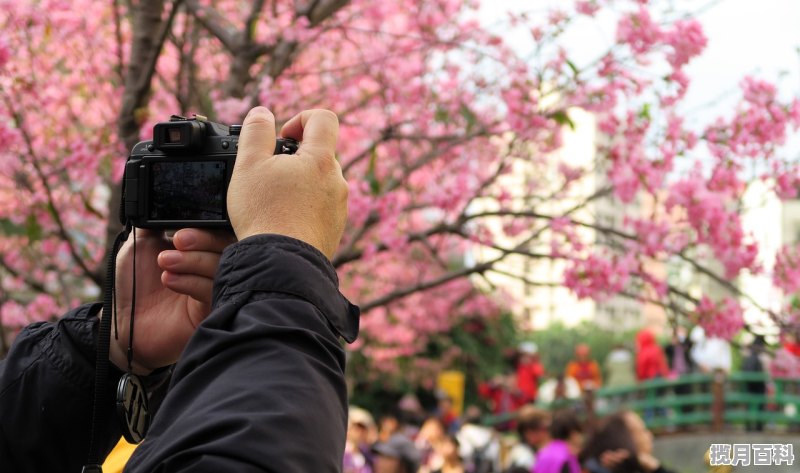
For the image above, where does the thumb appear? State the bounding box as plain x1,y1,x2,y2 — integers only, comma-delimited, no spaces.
280,109,339,167
235,107,277,173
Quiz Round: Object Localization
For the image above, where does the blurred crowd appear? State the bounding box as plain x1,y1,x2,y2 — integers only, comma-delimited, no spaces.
473,326,795,421
344,401,677,473
343,324,800,473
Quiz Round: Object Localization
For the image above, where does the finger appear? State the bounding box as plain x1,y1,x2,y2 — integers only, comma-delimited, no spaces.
161,272,214,305
158,250,221,279
132,227,165,238
173,228,237,252
279,109,339,166
236,106,277,173
121,228,168,249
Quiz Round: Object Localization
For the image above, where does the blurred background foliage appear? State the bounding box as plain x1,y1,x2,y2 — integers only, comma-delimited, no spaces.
348,313,640,415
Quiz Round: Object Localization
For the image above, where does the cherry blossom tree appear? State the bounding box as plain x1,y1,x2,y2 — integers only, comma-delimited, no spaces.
2,0,799,381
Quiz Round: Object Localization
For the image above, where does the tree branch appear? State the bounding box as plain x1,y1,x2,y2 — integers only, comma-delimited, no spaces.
301,0,350,26
113,0,126,81
119,0,183,149
0,257,48,294
2,97,101,285
105,0,183,289
183,0,238,51
334,125,497,265
358,260,495,313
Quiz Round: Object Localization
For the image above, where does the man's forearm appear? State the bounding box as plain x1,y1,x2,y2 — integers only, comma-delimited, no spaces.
125,235,359,472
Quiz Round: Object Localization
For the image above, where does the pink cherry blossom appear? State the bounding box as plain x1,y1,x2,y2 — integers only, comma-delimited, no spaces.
694,296,745,341
774,244,800,294
2,0,799,380
575,1,601,16
616,7,662,56
663,19,707,68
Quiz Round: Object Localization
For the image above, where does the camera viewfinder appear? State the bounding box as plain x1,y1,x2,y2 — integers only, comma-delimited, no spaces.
167,127,182,144
154,120,204,150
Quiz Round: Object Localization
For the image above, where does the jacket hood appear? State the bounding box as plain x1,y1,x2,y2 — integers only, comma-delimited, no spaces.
637,330,657,349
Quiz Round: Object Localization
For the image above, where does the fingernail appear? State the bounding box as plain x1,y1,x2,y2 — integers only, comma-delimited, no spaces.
246,106,271,121
160,251,182,266
175,229,196,248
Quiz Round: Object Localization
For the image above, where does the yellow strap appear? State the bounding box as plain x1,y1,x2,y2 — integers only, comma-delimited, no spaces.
102,438,137,473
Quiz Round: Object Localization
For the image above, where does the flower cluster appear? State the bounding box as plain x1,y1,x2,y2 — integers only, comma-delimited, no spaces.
564,252,637,301
2,0,799,378
695,296,745,341
774,244,800,295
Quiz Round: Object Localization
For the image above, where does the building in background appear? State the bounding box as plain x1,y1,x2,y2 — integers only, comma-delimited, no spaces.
470,108,800,338
470,108,646,332
738,181,798,337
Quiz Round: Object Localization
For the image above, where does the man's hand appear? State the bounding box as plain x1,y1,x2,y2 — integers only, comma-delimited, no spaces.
107,228,236,374
227,107,348,260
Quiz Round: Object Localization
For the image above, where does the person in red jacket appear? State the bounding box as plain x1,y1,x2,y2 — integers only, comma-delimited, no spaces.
636,330,671,422
636,329,670,381
478,373,526,431
516,342,545,404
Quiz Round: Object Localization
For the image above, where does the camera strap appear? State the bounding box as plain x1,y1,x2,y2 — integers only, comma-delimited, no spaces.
82,225,150,473
115,227,151,444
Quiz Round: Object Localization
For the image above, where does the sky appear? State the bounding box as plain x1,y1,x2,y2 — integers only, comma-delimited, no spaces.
479,0,800,156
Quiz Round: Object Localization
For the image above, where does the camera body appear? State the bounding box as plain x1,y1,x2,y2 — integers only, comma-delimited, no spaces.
121,115,298,229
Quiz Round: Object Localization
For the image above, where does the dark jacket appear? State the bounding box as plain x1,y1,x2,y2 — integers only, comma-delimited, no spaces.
0,234,359,472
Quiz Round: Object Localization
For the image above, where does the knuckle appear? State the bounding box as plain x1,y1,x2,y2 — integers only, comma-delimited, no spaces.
313,149,338,173
339,178,350,198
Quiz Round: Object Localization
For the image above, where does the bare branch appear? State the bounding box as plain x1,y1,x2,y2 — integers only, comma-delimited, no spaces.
244,0,267,43
356,208,553,312
358,260,495,313
113,0,125,81
183,0,238,51
334,126,498,266
676,252,778,317
0,257,48,294
301,0,350,26
105,0,184,285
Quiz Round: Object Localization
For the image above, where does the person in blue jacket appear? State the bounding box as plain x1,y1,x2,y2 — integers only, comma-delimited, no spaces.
0,107,360,472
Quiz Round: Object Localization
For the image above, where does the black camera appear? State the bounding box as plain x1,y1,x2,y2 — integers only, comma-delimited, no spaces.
121,115,298,229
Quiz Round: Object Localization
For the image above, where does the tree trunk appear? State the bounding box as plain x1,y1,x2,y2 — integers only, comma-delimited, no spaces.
102,0,172,291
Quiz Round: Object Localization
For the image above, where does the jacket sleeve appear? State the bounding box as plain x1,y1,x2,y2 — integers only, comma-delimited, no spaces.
0,303,123,473
124,234,360,473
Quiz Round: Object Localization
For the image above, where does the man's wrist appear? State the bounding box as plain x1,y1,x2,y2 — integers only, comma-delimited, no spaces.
100,309,154,376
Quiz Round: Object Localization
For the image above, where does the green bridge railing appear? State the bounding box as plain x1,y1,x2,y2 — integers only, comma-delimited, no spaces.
482,372,800,432
593,372,800,431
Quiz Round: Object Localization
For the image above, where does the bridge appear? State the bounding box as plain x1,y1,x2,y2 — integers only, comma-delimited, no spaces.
591,372,799,432
485,373,800,473
593,373,800,473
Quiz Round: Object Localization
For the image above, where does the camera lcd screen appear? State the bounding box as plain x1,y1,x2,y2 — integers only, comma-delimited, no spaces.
149,161,227,221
